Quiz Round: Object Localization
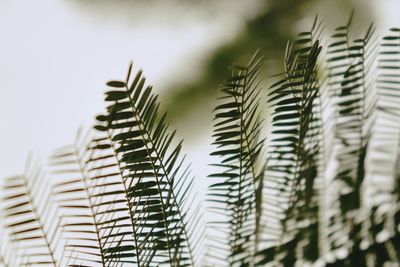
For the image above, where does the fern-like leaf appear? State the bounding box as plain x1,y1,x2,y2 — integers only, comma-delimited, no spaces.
51,129,139,265
2,159,59,266
96,63,195,266
258,18,323,265
362,27,400,265
207,51,264,267
326,13,378,265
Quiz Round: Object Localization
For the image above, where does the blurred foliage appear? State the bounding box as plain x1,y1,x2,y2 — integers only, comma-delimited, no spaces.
163,0,357,122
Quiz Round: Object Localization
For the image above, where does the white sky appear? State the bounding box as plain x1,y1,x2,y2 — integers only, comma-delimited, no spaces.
1,0,400,182
0,0,259,179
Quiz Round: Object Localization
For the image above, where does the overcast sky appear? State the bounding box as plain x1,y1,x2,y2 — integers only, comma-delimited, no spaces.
1,0,400,183
0,0,261,180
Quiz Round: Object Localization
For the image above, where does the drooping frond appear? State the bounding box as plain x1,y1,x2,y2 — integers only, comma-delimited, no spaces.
95,63,195,266
258,18,323,265
207,51,264,266
2,159,59,266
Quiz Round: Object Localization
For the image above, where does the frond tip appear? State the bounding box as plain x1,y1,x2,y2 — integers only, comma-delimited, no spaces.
95,62,197,266
2,159,59,266
208,51,265,266
259,21,323,265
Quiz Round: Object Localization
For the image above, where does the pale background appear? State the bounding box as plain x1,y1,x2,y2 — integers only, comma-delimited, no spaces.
0,0,399,183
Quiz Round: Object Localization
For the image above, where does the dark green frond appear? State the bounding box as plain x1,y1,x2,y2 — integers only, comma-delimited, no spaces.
96,63,195,267
258,19,323,265
85,132,140,265
207,51,265,266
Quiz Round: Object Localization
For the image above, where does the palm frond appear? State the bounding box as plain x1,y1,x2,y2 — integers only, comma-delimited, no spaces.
51,129,137,266
325,13,378,265
258,18,323,265
380,30,400,257
96,63,195,266
207,51,265,266
86,132,141,265
362,27,400,265
2,158,59,266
